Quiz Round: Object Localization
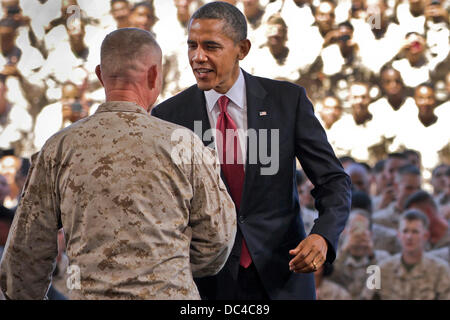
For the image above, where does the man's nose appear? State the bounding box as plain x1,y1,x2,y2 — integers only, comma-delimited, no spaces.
192,48,207,63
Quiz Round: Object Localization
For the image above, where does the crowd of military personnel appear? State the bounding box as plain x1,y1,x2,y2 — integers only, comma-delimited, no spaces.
0,0,449,299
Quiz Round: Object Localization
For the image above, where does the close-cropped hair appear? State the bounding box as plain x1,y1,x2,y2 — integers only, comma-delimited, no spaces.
189,1,247,43
401,209,429,230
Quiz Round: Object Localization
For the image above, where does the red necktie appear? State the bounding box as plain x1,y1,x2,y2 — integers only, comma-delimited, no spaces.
216,95,252,268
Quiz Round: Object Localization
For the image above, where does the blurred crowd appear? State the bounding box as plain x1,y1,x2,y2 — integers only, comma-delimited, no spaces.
0,0,449,300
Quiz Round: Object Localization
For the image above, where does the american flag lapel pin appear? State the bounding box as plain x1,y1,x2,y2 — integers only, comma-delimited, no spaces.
259,111,267,116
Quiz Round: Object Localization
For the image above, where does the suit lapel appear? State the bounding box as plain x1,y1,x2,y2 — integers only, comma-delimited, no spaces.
240,71,270,213
188,87,211,145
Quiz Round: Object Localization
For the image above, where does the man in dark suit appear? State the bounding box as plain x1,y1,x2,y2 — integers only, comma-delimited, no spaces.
152,1,351,300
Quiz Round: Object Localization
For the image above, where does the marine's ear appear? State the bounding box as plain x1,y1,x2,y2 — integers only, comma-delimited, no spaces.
95,65,104,87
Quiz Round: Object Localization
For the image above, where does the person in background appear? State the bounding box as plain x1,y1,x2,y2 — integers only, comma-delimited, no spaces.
110,0,131,29
128,1,156,32
331,208,391,299
0,173,13,253
432,164,449,204
33,81,89,151
373,164,422,229
296,169,318,235
373,153,408,211
346,162,371,194
404,190,450,252
362,209,450,299
0,154,20,209
314,262,351,300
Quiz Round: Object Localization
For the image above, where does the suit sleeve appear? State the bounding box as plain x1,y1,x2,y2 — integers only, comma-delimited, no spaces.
294,87,352,263
0,150,60,299
188,133,237,277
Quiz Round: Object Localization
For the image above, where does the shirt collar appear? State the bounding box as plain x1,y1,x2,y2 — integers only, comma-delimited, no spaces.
204,68,246,113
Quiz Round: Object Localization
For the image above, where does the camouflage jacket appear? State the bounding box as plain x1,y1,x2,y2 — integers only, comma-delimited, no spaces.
0,101,237,300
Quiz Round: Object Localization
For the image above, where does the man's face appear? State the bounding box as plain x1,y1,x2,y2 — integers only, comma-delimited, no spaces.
1,0,18,8
67,23,85,46
350,84,370,118
383,157,407,185
111,1,130,23
409,0,426,12
381,69,404,97
0,155,20,186
319,97,341,126
266,22,287,50
175,0,193,13
129,5,154,31
350,171,370,194
414,86,435,115
405,34,426,62
188,18,246,94
398,219,428,254
315,2,335,34
432,165,447,194
395,174,421,209
243,0,259,9
61,83,79,103
346,214,372,257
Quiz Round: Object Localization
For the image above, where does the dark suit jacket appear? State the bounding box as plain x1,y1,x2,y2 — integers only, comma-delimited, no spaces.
152,70,351,300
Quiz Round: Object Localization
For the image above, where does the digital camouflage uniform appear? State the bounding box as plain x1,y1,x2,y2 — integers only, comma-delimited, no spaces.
316,279,352,300
0,101,237,300
362,253,450,300
330,249,391,299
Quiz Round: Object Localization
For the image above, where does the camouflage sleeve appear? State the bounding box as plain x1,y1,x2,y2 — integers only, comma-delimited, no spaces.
436,263,450,300
0,150,60,299
188,134,237,278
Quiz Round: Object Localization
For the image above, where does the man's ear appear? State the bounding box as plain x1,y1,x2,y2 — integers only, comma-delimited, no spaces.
147,64,158,90
238,39,251,61
95,65,104,87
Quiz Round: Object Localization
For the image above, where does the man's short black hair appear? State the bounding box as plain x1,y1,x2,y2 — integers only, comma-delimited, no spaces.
373,159,385,174
397,164,421,177
131,1,153,12
404,190,437,211
387,152,408,160
416,82,435,91
338,156,355,165
189,1,247,43
432,164,448,177
338,21,354,31
111,0,129,5
358,162,371,173
351,190,373,214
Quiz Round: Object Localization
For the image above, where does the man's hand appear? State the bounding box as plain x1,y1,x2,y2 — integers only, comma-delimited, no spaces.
289,234,328,273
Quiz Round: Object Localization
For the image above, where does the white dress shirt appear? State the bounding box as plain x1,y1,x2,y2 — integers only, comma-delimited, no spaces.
204,69,248,166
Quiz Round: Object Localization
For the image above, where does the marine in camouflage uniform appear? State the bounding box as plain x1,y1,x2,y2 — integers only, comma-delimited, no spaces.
0,28,237,300
362,253,450,300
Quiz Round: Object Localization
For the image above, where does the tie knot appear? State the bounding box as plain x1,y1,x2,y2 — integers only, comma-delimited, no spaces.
218,95,230,113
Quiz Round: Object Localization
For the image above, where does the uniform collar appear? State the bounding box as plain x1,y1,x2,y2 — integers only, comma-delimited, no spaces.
94,101,149,115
